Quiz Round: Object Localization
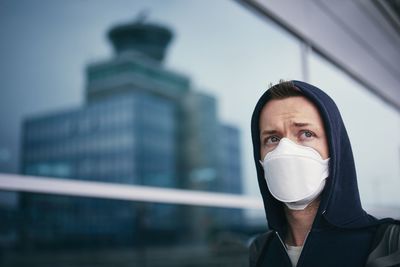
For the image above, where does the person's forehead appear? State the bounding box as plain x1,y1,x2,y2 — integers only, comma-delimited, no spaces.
260,96,324,126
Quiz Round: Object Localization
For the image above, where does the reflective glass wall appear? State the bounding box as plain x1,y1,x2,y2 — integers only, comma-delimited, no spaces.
1,190,257,267
0,0,304,265
309,52,400,209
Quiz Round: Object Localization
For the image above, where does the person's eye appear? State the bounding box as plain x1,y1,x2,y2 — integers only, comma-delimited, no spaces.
265,135,280,145
299,130,316,141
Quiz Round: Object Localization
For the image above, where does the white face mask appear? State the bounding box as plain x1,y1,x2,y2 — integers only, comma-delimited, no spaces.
259,138,330,210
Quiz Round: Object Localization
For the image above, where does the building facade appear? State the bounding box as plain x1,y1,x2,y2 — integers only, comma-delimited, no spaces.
20,19,243,247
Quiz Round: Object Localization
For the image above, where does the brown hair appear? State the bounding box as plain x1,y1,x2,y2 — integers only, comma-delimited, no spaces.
268,80,303,99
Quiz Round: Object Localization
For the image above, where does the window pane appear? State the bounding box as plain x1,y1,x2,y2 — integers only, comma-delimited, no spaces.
0,190,266,267
309,52,400,208
0,0,303,199
1,0,305,260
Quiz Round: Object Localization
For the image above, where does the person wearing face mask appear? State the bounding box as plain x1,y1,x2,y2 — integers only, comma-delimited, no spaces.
249,80,400,267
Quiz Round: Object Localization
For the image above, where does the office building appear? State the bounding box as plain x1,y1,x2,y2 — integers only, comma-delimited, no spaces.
20,18,243,247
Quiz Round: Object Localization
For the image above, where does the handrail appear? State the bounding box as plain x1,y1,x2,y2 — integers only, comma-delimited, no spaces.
0,173,264,210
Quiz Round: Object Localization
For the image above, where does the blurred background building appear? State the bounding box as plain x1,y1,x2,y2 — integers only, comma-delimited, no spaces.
0,0,399,266
20,18,243,248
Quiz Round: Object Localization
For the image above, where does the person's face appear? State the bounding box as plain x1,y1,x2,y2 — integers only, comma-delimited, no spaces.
259,96,329,160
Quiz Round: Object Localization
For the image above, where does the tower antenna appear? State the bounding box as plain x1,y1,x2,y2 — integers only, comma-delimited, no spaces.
136,9,150,24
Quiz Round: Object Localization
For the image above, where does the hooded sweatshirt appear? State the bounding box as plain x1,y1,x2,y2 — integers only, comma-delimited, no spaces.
250,80,395,267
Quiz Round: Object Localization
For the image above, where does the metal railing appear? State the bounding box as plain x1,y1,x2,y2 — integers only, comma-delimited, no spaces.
0,173,264,210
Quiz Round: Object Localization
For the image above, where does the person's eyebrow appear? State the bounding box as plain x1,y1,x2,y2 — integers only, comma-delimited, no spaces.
292,122,312,128
260,122,319,136
292,122,321,131
260,129,278,136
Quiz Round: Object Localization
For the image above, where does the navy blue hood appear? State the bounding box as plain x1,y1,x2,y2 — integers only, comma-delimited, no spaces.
251,80,378,231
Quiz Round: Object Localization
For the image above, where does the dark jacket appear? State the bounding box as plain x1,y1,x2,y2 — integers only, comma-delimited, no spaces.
250,80,396,267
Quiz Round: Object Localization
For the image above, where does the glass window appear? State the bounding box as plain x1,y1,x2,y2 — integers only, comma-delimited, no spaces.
309,52,400,207
0,190,261,267
1,0,313,262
